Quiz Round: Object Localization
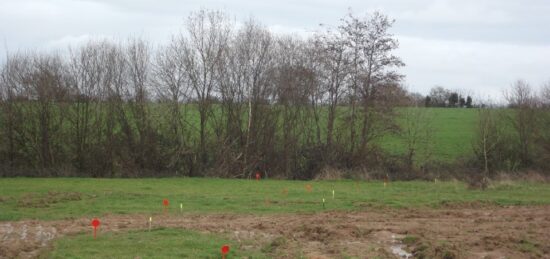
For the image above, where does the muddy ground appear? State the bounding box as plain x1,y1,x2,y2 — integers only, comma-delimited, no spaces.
1,204,549,258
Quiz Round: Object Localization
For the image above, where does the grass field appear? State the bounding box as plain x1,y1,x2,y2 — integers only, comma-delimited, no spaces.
383,108,480,162
2,177,547,222
49,228,265,258
173,106,484,163
1,178,549,258
170,106,483,162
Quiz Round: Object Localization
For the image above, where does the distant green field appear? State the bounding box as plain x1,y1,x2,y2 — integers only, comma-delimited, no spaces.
167,106,483,162
178,106,482,162
382,108,480,162
1,177,548,221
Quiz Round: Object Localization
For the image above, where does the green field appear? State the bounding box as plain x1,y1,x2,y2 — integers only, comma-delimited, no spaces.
385,108,479,161
49,228,265,258
3,177,547,222
174,106,482,162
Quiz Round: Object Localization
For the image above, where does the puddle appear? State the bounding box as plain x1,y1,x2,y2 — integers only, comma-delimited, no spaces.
391,234,413,259
391,244,412,259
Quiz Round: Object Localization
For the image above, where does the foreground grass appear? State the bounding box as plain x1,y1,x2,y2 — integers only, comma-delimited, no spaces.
48,228,266,258
1,178,549,221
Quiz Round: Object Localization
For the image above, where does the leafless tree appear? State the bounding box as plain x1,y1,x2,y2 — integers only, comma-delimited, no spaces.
504,80,537,166
67,41,110,173
536,81,550,168
401,107,434,171
473,107,503,179
0,53,32,168
314,27,350,148
10,53,70,171
235,19,274,177
182,9,232,171
339,11,404,156
153,36,192,172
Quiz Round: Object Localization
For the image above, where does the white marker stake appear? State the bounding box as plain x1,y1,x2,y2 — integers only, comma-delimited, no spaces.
149,217,152,231
332,190,335,199
180,203,183,213
322,198,325,209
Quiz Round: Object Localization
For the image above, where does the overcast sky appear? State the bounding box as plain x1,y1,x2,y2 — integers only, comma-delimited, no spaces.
1,0,549,100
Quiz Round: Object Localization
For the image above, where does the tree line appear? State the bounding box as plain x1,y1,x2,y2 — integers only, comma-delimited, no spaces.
0,10,409,178
423,86,474,108
472,80,550,186
0,9,548,180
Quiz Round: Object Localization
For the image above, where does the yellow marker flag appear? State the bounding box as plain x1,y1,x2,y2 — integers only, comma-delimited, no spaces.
180,203,183,213
332,190,335,199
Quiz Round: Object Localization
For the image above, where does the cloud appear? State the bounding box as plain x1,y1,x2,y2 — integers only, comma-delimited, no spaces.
0,0,549,100
396,35,550,99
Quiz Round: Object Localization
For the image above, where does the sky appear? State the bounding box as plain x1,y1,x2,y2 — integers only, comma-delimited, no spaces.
1,0,549,101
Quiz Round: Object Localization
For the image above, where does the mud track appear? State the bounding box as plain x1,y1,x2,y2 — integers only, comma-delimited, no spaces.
1,205,549,258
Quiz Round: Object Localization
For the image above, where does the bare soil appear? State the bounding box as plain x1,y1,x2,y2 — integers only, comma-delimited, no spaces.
1,205,549,258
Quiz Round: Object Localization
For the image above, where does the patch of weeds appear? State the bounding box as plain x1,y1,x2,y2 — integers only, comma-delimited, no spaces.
402,235,419,245
518,239,542,256
17,191,82,208
434,242,457,259
412,243,429,259
0,196,11,203
351,227,372,238
261,236,287,253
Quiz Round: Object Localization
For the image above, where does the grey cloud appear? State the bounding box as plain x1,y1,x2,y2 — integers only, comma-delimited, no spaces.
1,0,549,98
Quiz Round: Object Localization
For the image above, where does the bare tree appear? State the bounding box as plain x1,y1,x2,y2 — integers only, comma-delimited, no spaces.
153,36,192,172
182,9,232,171
272,36,312,178
504,80,537,166
101,42,129,176
473,107,503,179
401,107,434,171
543,81,550,105
0,53,32,169
427,86,451,107
18,53,70,171
339,10,404,156
67,41,110,173
125,38,161,173
236,19,274,177
315,27,350,148
536,81,550,168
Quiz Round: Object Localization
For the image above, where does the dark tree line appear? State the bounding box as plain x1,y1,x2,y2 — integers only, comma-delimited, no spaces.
424,86,473,108
0,10,407,178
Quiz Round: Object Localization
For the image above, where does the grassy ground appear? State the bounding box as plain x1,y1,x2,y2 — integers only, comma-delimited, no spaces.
2,178,549,258
48,228,265,258
2,178,548,221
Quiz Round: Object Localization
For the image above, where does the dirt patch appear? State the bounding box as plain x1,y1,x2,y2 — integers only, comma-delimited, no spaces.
437,200,499,209
0,196,10,203
1,206,550,258
17,192,82,208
